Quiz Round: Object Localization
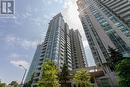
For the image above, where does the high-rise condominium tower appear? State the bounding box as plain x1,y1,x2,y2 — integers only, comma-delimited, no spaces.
98,0,130,27
70,29,87,69
25,13,87,86
25,44,42,83
77,0,130,86
27,13,72,86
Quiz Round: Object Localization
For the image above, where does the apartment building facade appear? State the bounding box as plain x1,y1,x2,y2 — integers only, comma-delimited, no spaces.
99,0,130,27
77,0,130,86
69,29,87,69
25,13,87,86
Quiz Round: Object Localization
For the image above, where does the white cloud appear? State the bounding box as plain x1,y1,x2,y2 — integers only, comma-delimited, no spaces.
9,53,21,59
62,0,83,30
5,35,38,49
54,0,58,2
43,0,63,4
47,0,52,4
22,12,32,19
43,14,50,20
21,39,38,49
63,0,72,8
9,53,29,69
5,35,17,42
10,60,29,69
13,6,33,25
22,6,32,19
59,0,63,3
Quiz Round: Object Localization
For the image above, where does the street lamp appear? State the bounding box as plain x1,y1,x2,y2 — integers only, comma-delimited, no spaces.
19,65,27,86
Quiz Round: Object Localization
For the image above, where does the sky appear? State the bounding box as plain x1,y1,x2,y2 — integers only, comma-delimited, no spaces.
0,0,95,84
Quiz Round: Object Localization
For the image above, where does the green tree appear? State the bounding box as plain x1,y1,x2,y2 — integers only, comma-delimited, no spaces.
116,59,130,87
108,47,123,71
8,81,19,87
37,59,60,87
23,80,32,87
23,73,34,87
73,68,91,87
59,64,70,87
0,83,6,87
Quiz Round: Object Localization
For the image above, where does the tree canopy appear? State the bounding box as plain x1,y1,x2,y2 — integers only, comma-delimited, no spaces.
73,68,91,87
0,83,7,87
23,73,34,87
8,81,19,87
59,64,70,87
108,47,123,71
116,59,130,87
37,59,60,87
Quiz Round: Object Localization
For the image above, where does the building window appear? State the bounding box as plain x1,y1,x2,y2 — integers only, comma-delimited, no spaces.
127,22,130,27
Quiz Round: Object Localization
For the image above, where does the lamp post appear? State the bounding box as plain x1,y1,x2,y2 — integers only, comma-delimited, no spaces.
19,65,27,87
